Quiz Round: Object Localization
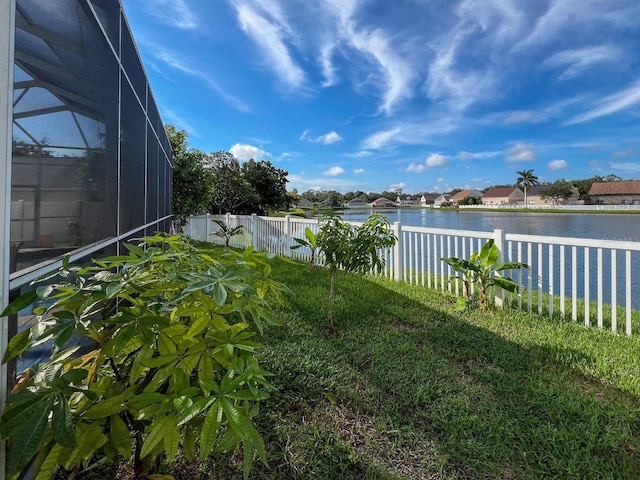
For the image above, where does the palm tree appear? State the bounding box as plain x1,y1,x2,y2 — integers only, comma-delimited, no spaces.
516,169,539,207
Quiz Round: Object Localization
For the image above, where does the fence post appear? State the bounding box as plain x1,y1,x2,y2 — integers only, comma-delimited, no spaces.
285,215,292,257
225,212,231,227
205,213,210,242
493,228,505,307
393,221,402,282
251,213,257,249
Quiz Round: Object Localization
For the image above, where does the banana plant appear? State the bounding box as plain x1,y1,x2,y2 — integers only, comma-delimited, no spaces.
291,227,319,266
211,219,244,248
441,239,528,310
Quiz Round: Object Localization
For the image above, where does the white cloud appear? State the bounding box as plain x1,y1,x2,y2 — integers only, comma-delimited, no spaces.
235,5,306,89
405,162,426,173
459,150,502,160
147,0,197,30
426,153,448,168
504,110,548,125
353,168,365,174
505,142,536,162
348,28,417,115
390,182,407,191
548,159,568,170
324,166,346,176
287,173,358,192
346,150,372,158
612,148,636,158
611,162,640,174
301,130,343,145
230,143,270,161
564,79,640,126
361,127,401,150
437,177,445,183
152,49,250,112
543,45,623,81
162,108,199,137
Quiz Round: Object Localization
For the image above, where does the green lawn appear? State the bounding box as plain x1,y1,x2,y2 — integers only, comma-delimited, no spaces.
167,252,640,479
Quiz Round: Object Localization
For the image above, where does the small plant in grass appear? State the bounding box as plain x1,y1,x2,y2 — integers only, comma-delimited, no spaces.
0,235,285,480
211,219,243,248
291,227,319,266
316,215,396,332
441,238,528,310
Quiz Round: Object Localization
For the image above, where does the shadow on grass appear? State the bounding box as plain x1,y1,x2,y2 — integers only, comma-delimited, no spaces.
243,261,640,480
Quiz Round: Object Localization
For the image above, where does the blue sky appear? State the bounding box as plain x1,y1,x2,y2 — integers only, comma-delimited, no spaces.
120,0,640,194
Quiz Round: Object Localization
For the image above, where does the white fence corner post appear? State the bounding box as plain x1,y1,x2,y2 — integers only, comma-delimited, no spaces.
205,213,210,242
393,221,402,282
493,228,505,308
225,212,231,227
251,213,257,248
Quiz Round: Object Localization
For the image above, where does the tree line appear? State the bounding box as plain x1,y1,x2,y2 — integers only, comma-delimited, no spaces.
169,125,289,225
170,123,634,221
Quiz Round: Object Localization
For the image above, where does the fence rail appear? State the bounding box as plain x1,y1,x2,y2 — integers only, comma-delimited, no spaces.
186,213,640,336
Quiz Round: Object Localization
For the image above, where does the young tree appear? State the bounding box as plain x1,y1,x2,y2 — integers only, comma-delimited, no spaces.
166,125,212,227
316,215,396,332
516,169,539,206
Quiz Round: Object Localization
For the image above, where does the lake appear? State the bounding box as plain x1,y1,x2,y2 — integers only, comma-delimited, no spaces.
337,208,640,242
335,208,640,310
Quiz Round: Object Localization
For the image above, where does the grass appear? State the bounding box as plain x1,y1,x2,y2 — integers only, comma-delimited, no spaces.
162,250,640,479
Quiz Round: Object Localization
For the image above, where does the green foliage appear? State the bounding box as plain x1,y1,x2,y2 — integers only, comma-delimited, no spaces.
291,227,319,267
0,235,285,479
166,125,213,227
315,215,397,331
441,239,528,310
210,219,244,248
241,159,290,215
539,179,575,205
207,151,257,215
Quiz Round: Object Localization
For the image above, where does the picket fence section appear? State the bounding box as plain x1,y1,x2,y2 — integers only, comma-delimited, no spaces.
186,213,639,336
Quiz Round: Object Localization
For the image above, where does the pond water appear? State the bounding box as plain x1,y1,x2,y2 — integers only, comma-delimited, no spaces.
336,208,640,310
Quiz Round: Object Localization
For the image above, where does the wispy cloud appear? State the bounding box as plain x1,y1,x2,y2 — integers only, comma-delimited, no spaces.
611,162,640,173
146,0,197,30
300,130,343,145
287,173,358,191
323,166,346,176
162,108,199,137
564,79,640,125
505,142,536,162
353,168,365,174
543,45,624,81
459,150,502,160
152,49,250,112
234,4,306,90
612,148,637,158
548,159,568,170
230,143,270,161
361,127,401,150
347,28,417,115
504,110,549,125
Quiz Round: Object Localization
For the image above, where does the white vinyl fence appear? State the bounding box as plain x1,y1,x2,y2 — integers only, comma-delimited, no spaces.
186,214,640,336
